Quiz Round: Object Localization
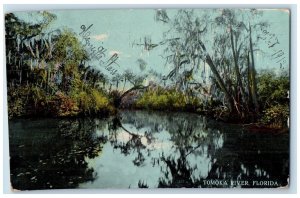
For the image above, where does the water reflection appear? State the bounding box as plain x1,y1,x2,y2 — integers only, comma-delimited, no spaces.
9,118,107,190
9,110,289,190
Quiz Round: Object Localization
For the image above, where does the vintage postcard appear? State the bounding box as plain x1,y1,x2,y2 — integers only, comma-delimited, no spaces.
5,8,290,190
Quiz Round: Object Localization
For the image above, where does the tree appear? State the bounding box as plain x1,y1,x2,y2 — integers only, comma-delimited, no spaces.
142,9,268,120
5,12,57,87
109,70,149,108
6,12,114,117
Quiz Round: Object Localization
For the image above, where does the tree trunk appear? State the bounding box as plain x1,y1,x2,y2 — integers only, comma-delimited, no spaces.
198,41,235,113
247,52,253,109
230,25,245,102
46,70,49,93
120,85,149,100
123,78,126,92
248,23,259,113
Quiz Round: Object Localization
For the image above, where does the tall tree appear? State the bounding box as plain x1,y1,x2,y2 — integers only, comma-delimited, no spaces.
142,9,267,119
5,12,57,87
248,23,259,113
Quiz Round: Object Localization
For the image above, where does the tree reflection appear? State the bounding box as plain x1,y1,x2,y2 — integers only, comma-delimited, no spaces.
9,118,107,190
155,119,289,188
9,111,289,189
156,116,223,188
107,115,148,166
112,110,288,188
110,110,224,188
158,154,198,188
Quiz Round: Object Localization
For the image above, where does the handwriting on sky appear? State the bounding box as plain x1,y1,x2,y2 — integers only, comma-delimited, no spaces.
259,27,288,69
79,24,119,76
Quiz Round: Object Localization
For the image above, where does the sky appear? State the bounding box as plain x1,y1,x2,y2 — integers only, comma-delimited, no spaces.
14,8,290,81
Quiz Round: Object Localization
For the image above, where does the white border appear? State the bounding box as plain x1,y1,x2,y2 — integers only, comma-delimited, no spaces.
1,1,298,196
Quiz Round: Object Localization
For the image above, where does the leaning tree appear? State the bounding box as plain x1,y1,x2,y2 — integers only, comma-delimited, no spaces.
137,9,268,120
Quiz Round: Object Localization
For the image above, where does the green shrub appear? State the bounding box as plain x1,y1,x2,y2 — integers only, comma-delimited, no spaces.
7,86,28,118
257,71,289,109
76,91,93,114
261,104,289,128
72,88,114,115
91,89,114,114
136,88,200,111
257,71,289,128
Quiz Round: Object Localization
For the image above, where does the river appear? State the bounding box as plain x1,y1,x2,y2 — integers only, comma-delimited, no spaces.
8,110,289,190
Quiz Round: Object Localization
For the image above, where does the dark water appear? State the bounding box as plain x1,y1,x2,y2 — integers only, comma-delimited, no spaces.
9,110,289,190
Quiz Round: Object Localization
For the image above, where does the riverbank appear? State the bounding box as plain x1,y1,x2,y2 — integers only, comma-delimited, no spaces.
7,85,116,119
7,102,289,134
7,84,288,132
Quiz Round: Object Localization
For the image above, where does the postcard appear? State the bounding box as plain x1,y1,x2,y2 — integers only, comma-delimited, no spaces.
5,8,290,190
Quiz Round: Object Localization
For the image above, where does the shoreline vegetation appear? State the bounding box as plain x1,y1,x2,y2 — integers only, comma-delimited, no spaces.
6,10,289,131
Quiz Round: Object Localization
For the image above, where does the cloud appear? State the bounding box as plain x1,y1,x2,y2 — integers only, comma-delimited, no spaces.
91,33,109,41
109,50,122,55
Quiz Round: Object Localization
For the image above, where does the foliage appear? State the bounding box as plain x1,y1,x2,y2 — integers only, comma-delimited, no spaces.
74,89,114,116
261,104,289,128
136,87,201,111
91,89,110,111
53,30,88,63
7,86,29,118
257,71,289,109
54,92,79,117
257,72,289,128
7,84,114,118
6,13,114,118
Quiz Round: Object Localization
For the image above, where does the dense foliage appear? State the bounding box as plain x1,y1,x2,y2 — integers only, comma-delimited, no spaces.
257,71,289,128
6,12,115,118
136,87,201,111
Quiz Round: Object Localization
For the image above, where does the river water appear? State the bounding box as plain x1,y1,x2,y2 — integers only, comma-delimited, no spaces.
8,110,289,190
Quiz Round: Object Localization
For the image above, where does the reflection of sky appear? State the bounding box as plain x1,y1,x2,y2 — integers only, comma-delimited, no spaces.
79,111,223,188
76,110,284,188
81,144,164,188
81,129,170,188
14,9,289,81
